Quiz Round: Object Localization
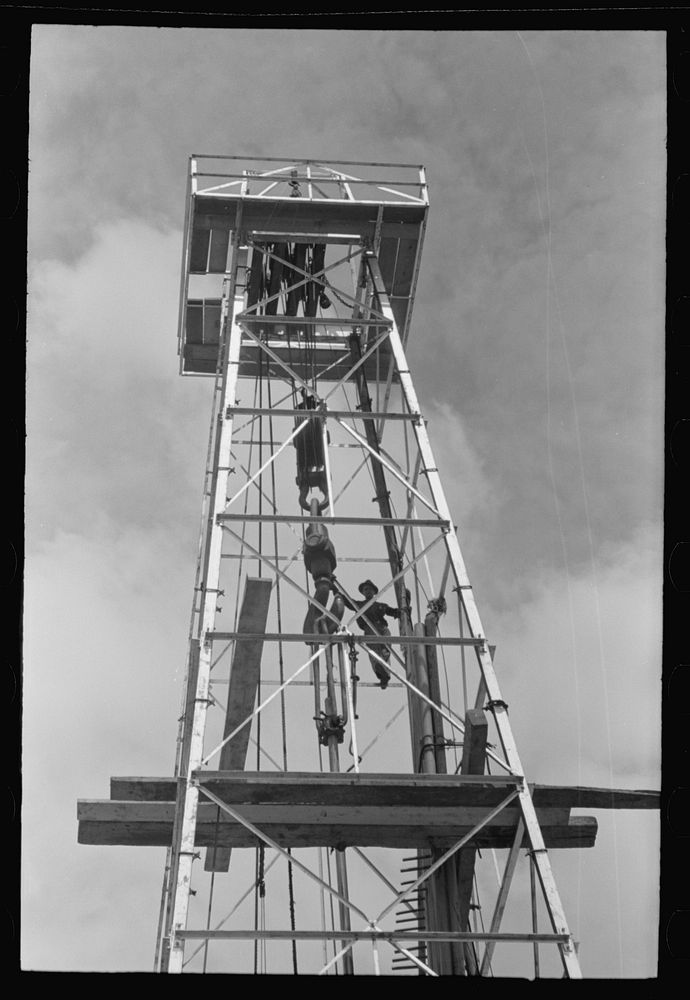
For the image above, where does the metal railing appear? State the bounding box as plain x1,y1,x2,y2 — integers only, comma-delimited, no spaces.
188,154,429,206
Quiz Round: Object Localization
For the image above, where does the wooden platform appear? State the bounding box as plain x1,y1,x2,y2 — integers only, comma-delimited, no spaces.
180,193,426,378
77,771,659,852
182,304,395,382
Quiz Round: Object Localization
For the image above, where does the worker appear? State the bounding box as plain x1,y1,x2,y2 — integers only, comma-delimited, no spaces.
333,579,401,689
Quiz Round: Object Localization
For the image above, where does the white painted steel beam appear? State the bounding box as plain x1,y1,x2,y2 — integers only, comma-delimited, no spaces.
165,240,247,974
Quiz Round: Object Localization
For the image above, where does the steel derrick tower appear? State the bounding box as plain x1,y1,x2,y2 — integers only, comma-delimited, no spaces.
78,156,659,976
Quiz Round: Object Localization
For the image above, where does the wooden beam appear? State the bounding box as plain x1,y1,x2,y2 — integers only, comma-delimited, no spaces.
193,197,426,243
77,812,597,850
423,614,447,774
205,577,271,872
456,709,489,972
108,772,660,810
80,800,570,829
531,786,661,810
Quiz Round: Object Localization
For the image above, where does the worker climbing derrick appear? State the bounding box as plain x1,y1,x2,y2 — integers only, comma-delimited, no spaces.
332,578,406,689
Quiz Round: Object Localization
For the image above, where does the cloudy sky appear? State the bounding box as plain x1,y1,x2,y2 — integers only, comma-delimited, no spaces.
23,26,664,977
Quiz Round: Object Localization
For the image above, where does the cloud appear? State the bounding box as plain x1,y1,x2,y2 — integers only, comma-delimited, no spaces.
22,520,191,970
27,219,211,551
24,28,664,976
485,519,662,788
463,519,661,979
423,400,494,530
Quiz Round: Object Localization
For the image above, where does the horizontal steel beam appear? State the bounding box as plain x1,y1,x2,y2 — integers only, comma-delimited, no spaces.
238,313,390,328
192,154,425,168
206,632,483,647
218,513,449,528
225,407,418,421
196,172,424,188
244,231,365,245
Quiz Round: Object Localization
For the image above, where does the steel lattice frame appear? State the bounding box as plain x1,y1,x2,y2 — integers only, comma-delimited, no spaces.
158,159,583,977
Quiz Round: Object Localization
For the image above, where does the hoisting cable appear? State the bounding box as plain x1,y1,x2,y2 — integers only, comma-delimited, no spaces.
336,380,411,680
471,870,487,975
255,844,267,973
183,852,281,969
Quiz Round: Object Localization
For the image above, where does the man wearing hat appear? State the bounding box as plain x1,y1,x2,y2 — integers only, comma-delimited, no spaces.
334,579,401,689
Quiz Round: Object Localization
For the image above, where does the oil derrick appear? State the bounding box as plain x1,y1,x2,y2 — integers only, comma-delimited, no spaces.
78,157,659,976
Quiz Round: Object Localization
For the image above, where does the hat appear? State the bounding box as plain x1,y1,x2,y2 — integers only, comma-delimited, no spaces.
358,579,378,595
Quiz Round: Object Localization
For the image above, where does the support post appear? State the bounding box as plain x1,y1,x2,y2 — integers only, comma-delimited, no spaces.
163,240,246,973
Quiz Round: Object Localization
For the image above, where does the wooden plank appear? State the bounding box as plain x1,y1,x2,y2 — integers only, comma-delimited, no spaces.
77,815,598,850
182,342,397,383
205,577,271,873
218,580,272,768
108,773,660,810
189,225,210,272
208,228,230,273
376,236,399,299
202,301,222,345
424,615,447,774
391,237,419,297
79,800,569,828
111,772,520,804
531,786,661,809
185,302,203,345
193,197,426,242
456,710,488,962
